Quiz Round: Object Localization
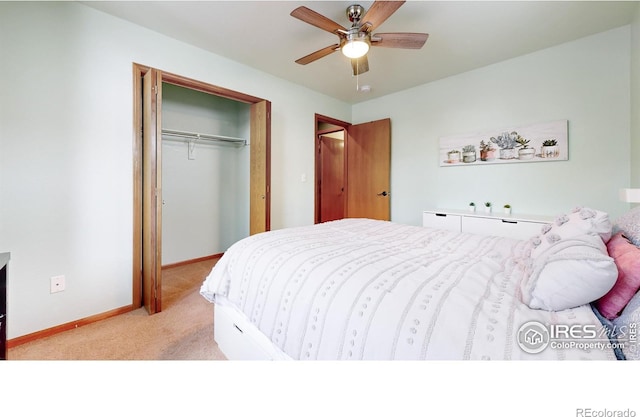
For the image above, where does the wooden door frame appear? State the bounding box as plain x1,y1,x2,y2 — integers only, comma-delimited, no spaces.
132,63,270,310
314,114,350,224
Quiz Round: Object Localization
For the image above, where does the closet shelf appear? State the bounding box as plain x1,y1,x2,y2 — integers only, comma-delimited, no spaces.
162,129,246,146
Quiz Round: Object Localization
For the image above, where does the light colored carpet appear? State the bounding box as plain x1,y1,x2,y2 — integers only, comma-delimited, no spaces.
8,258,227,360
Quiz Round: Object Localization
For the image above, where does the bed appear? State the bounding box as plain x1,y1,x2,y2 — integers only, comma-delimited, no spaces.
200,207,640,360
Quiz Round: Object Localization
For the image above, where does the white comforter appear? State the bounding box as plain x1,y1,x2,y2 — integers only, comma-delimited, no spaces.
200,219,617,360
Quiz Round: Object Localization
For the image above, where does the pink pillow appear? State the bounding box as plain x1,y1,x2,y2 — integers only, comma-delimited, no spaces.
595,233,640,319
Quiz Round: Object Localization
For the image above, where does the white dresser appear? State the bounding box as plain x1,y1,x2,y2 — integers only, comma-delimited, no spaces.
422,209,554,240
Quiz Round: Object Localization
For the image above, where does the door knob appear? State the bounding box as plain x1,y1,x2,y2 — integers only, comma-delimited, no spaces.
377,191,389,197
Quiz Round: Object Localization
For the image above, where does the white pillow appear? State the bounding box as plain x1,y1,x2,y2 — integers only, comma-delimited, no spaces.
529,207,612,259
613,206,640,247
520,234,618,311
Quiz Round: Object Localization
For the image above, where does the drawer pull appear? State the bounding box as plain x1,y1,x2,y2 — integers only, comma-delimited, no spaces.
435,213,447,217
234,323,244,333
502,220,517,224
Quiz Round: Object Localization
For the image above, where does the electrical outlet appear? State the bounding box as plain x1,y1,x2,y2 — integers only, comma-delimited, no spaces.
50,275,65,293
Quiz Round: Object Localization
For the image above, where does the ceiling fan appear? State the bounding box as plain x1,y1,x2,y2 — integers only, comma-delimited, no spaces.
290,1,429,75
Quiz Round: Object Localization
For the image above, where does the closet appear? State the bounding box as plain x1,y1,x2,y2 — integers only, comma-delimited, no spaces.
161,83,251,266
133,64,271,315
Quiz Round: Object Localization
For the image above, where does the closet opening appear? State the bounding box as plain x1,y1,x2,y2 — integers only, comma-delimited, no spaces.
160,83,250,269
132,64,271,314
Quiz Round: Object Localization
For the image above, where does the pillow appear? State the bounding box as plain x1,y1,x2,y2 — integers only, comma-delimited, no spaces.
528,207,612,259
590,304,626,360
594,232,640,319
612,290,640,360
613,206,640,247
520,233,618,311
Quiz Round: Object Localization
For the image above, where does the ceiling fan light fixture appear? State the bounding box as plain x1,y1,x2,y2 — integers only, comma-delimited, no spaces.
291,2,428,75
342,34,370,59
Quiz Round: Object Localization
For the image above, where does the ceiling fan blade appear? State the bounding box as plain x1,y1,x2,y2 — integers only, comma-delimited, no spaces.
295,44,340,65
351,56,369,75
360,1,406,33
371,33,429,49
291,6,347,34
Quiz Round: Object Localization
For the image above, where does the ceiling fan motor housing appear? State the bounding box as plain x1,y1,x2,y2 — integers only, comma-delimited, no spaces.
346,4,365,25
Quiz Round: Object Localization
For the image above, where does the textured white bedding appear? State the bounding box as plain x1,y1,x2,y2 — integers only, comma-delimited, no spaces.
200,218,617,360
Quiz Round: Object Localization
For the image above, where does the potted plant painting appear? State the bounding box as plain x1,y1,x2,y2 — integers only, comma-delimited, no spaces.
469,202,476,212
484,202,492,213
541,139,559,158
462,145,477,163
504,204,512,215
516,136,535,160
490,131,518,160
447,149,461,163
479,140,496,161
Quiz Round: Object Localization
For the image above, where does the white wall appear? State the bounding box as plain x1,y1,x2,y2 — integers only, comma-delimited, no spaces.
631,3,640,189
161,84,250,265
353,26,632,226
0,2,351,338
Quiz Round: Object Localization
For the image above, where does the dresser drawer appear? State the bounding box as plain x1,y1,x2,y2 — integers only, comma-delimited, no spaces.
462,216,543,240
422,212,462,232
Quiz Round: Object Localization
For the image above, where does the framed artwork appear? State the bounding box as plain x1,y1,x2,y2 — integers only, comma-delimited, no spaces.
439,119,568,166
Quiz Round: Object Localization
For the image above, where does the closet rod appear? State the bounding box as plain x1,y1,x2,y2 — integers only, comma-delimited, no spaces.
161,129,247,146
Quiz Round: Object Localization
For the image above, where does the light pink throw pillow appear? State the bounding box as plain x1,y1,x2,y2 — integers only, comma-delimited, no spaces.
595,233,640,319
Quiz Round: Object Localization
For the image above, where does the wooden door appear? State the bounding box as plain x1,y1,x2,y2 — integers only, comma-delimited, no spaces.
346,118,391,220
318,135,345,222
142,69,162,314
250,100,271,235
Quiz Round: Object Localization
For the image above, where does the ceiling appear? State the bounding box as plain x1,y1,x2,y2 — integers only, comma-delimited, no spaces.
82,1,638,104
